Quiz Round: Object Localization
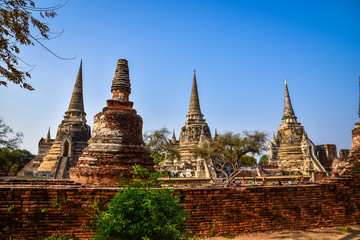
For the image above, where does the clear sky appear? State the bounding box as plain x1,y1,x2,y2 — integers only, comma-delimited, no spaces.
1,0,359,156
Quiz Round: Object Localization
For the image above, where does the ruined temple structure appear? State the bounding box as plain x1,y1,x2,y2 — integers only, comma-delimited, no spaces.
315,144,350,176
315,144,338,175
162,71,213,178
35,61,91,179
351,77,360,151
337,76,360,177
267,78,326,175
70,59,154,186
18,128,55,176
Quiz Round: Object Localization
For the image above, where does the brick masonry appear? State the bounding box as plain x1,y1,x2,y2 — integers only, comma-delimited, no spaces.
0,175,359,239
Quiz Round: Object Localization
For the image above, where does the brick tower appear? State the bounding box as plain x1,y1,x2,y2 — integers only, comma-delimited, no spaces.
267,78,326,175
70,59,153,186
338,76,360,178
351,77,360,150
36,61,91,179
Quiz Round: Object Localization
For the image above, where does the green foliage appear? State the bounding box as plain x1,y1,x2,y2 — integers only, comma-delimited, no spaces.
94,165,188,240
193,131,267,187
3,226,11,232
336,226,359,233
144,127,180,165
7,204,14,212
0,148,34,174
210,220,217,237
259,155,268,165
51,196,67,209
0,117,23,150
239,155,256,166
0,117,34,174
90,196,106,213
40,208,48,213
0,0,67,90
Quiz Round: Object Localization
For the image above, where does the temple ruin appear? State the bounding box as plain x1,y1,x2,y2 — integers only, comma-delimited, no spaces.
17,128,54,176
19,61,91,179
70,59,154,186
267,78,326,175
162,71,214,178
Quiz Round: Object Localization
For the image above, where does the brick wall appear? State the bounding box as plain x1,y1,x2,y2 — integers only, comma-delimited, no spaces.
0,178,359,239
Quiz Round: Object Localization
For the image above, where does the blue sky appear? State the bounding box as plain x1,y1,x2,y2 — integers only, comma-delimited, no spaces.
1,0,360,155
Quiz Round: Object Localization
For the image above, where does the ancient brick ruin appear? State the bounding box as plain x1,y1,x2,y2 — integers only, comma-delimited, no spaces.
315,144,350,176
315,144,338,174
162,71,214,178
3,63,360,239
19,62,91,179
69,59,154,186
1,158,360,239
267,78,326,175
17,128,54,176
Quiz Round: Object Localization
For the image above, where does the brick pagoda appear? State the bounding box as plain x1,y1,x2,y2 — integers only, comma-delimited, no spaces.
70,59,153,186
340,76,360,177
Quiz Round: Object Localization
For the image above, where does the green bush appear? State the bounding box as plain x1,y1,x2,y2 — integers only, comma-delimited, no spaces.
94,165,188,240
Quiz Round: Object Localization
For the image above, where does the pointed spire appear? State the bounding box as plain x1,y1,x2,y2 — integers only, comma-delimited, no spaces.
302,130,308,142
282,77,297,123
188,70,202,116
111,59,131,93
67,60,85,112
272,132,276,143
45,127,51,142
171,129,177,144
358,76,360,118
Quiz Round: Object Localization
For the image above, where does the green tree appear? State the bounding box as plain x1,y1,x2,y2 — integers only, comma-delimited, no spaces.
0,0,68,90
0,117,23,150
239,155,257,165
144,127,180,165
193,131,267,187
0,117,34,174
259,154,268,165
94,165,188,240
0,148,34,174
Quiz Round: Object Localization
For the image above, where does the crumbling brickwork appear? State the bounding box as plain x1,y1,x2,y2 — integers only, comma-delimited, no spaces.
315,144,338,175
0,173,359,239
268,79,326,175
69,59,153,186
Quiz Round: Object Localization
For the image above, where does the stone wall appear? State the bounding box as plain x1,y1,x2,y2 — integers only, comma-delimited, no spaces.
0,176,359,239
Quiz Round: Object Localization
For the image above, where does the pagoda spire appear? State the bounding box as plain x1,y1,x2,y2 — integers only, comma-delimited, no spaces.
187,70,203,116
111,59,131,101
45,127,51,142
171,129,177,144
67,60,84,113
302,131,307,142
282,77,297,123
272,132,276,143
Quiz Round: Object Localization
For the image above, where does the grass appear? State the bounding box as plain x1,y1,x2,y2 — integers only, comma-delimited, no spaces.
336,226,359,233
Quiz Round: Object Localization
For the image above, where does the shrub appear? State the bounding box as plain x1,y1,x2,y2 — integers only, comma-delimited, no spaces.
94,165,188,240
